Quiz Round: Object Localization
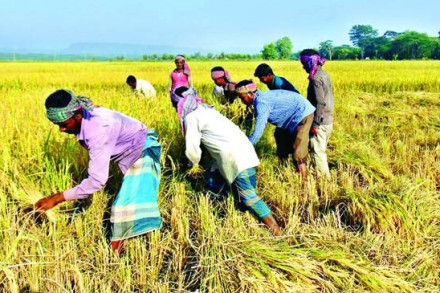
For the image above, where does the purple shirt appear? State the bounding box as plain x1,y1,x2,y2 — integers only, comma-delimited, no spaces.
63,107,147,201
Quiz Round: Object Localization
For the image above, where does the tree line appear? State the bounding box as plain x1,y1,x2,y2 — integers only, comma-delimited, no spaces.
139,26,440,61
319,25,440,60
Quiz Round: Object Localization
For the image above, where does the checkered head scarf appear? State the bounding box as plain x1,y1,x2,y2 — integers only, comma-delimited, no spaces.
46,90,94,124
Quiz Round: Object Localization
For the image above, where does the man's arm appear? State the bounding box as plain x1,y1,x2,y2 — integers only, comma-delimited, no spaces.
63,134,114,200
249,101,270,145
184,115,203,166
34,192,65,213
34,133,114,213
311,78,326,128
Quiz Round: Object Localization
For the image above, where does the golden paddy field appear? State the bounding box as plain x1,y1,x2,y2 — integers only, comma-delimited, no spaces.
0,60,440,292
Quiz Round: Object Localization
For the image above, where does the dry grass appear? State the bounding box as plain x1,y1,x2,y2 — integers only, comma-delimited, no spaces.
0,60,439,292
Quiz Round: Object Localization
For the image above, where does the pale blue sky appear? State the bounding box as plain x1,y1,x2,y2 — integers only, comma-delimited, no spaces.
1,0,439,53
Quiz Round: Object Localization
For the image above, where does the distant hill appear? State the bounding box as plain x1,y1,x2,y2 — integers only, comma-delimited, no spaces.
60,42,200,58
0,42,259,61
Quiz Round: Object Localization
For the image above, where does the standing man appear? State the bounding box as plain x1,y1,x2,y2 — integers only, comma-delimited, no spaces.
35,89,162,252
126,75,156,98
300,49,334,179
173,86,281,236
254,63,300,93
235,80,315,184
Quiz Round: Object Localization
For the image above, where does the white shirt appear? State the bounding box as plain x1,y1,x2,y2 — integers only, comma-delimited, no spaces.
184,106,260,184
212,85,225,98
134,79,156,98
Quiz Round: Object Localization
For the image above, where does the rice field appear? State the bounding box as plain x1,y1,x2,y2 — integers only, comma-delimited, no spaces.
1,60,440,292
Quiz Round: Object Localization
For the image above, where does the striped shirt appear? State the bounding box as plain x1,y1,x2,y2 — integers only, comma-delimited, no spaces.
249,90,315,145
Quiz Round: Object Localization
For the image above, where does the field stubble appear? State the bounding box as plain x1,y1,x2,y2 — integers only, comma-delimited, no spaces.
0,61,440,292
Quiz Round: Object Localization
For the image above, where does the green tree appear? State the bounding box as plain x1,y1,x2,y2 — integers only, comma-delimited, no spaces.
333,45,361,60
275,36,293,59
390,31,438,59
383,31,400,39
319,40,334,60
262,43,278,60
349,25,379,46
349,25,379,58
361,36,391,59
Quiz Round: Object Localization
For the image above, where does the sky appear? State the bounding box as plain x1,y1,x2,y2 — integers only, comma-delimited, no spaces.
1,0,439,53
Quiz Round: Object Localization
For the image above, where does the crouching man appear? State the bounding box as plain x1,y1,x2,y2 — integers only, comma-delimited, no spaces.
35,89,162,252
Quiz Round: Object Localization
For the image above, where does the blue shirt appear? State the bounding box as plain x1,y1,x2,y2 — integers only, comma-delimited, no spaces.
249,90,316,145
268,75,299,93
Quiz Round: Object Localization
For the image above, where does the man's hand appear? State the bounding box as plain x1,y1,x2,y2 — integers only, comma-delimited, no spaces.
310,127,319,136
34,193,65,214
186,164,204,180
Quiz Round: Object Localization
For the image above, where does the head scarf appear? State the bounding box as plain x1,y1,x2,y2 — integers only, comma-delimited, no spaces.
211,68,231,81
46,90,94,124
300,54,326,80
235,81,258,94
177,88,204,134
175,55,191,76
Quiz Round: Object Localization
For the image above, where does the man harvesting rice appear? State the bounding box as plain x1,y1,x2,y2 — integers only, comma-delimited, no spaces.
173,86,281,236
210,66,238,104
235,80,315,185
126,75,156,98
253,63,300,93
210,66,253,134
300,49,334,180
35,89,162,252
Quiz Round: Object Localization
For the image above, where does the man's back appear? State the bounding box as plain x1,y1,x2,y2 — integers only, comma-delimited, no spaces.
136,79,156,97
269,75,299,93
307,68,334,125
184,106,259,183
254,90,314,130
79,107,147,173
249,90,315,145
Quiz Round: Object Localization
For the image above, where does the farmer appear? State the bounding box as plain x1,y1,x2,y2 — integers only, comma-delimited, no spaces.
35,89,162,253
173,86,281,236
126,75,156,98
235,80,315,183
210,66,238,104
169,55,193,108
211,66,253,134
300,49,334,179
254,63,300,93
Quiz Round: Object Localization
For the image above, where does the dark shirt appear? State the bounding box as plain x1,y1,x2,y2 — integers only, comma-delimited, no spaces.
224,82,237,103
268,75,300,93
307,67,334,126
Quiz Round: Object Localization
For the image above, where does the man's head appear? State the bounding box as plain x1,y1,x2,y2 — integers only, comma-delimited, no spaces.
45,90,84,135
235,80,257,105
175,55,185,70
254,63,274,84
174,86,189,98
299,49,319,73
211,66,228,86
126,75,137,89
